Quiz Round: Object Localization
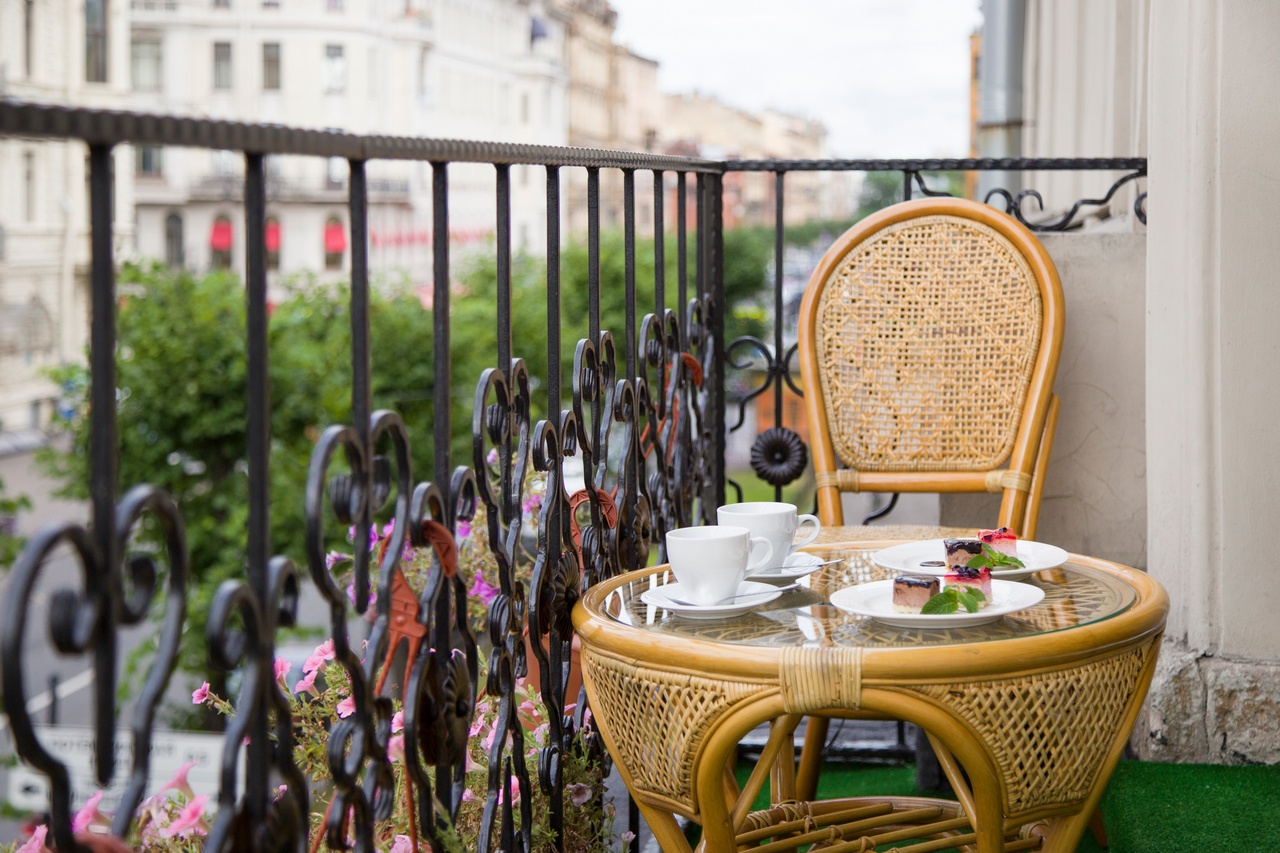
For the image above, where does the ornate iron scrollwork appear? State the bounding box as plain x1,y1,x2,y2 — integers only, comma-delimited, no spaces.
471,360,535,853
984,169,1147,231
0,485,193,853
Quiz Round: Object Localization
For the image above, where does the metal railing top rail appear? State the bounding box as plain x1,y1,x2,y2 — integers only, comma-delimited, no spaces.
1,101,1149,178
0,100,722,172
722,156,1148,172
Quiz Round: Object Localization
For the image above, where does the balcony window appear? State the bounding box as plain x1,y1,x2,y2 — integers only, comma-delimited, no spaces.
165,212,184,267
85,0,108,83
323,217,345,270
263,43,281,90
213,42,232,90
325,44,345,93
23,0,34,78
135,145,163,177
265,216,280,271
210,215,233,269
23,151,35,222
132,38,163,91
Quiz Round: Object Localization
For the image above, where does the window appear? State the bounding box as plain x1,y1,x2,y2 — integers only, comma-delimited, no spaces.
262,43,281,90
265,216,280,270
23,151,35,222
326,156,345,190
135,146,163,177
323,217,345,270
213,42,232,90
131,38,163,90
23,0,34,78
85,0,108,83
165,213,184,267
324,44,345,93
210,215,233,269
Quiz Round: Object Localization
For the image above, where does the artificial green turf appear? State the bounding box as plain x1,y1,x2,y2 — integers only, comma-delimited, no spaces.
1097,761,1280,852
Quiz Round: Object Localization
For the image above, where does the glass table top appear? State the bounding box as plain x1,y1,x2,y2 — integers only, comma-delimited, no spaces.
597,544,1138,649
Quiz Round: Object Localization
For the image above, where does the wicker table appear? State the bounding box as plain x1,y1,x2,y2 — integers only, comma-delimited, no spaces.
572,539,1167,852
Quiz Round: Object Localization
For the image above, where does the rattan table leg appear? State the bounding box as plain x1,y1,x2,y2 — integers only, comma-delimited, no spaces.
795,716,829,801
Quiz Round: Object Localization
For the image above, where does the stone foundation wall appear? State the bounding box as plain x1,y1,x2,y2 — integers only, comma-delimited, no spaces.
1135,641,1280,765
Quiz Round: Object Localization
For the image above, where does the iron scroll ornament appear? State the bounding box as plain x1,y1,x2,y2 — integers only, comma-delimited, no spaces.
983,168,1147,232
472,360,536,853
0,485,189,853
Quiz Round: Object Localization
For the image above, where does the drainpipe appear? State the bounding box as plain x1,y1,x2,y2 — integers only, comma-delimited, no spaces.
976,0,1025,202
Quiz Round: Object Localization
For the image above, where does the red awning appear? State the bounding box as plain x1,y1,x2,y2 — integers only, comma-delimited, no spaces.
210,219,233,252
265,219,280,252
324,221,347,254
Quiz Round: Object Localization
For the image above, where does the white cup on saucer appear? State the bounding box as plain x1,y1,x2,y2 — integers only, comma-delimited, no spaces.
665,526,774,606
716,502,821,574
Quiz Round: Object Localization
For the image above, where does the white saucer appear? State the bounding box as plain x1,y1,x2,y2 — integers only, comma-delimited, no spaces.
870,539,1068,580
640,580,782,620
829,579,1046,627
751,552,826,583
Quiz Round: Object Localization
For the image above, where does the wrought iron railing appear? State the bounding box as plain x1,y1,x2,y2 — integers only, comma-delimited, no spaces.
0,99,1146,852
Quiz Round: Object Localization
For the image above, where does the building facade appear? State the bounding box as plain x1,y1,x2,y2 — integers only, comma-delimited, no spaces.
129,0,568,296
0,0,132,437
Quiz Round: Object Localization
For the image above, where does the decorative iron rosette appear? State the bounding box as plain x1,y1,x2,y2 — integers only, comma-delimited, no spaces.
750,427,809,487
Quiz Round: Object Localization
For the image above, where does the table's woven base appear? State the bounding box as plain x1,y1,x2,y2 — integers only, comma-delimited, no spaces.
736,797,1042,853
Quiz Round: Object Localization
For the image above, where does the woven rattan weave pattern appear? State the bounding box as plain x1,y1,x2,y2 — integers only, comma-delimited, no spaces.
815,215,1042,472
907,643,1152,815
579,649,770,811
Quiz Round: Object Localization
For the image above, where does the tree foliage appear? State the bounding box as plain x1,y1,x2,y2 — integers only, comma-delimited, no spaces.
39,229,773,680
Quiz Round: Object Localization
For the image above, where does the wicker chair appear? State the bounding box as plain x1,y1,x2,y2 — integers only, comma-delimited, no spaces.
792,196,1066,800
797,196,1065,539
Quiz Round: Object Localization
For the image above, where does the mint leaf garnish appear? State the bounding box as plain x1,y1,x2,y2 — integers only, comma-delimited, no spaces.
921,589,960,614
957,589,981,613
968,544,1025,570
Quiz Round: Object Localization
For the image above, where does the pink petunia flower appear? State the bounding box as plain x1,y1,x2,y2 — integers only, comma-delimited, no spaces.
461,789,475,803
72,790,105,834
162,759,198,798
468,573,500,607
387,734,405,762
566,782,593,807
16,825,48,853
456,519,471,539
337,696,356,718
391,710,404,733
163,793,209,839
191,682,210,705
274,657,292,685
325,551,350,571
621,831,636,843
293,668,319,696
390,835,414,853
304,639,336,674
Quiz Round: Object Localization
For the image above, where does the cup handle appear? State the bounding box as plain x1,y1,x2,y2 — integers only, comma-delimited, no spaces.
746,536,775,575
793,514,822,550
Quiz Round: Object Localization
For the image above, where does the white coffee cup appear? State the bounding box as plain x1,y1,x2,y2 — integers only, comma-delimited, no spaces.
665,526,774,605
716,502,822,573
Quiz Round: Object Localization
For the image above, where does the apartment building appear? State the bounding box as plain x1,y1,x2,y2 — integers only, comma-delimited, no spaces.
128,0,568,294
0,0,133,436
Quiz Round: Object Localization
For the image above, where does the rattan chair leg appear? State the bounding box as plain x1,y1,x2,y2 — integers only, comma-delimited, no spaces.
795,717,830,801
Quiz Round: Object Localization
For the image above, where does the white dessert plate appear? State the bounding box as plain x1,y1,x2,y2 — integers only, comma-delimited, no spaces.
751,552,830,583
830,579,1046,628
640,580,782,620
870,539,1068,580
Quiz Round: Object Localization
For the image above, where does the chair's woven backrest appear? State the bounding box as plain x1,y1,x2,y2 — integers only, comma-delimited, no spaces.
798,198,1064,527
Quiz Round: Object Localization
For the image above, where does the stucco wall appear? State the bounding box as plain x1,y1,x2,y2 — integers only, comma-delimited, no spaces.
940,231,1147,571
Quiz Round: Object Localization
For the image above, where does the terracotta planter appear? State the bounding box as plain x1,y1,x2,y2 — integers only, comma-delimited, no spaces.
521,628,584,723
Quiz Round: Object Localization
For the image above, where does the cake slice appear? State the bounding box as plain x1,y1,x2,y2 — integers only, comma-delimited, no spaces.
892,574,941,613
979,527,1019,558
943,539,983,571
943,567,992,607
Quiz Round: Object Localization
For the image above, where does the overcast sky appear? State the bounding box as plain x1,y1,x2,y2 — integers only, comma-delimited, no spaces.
609,0,984,159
